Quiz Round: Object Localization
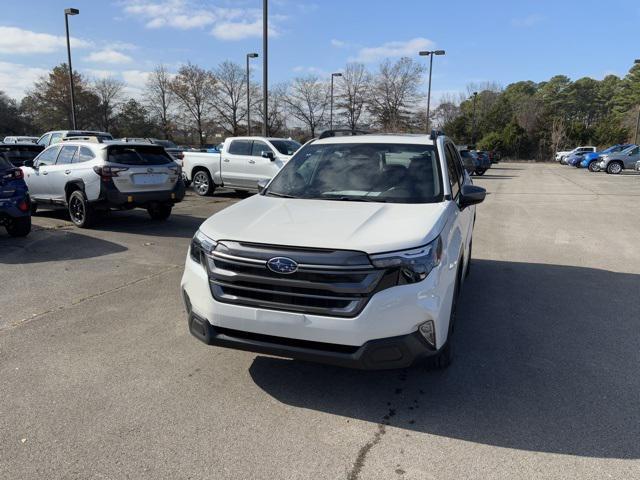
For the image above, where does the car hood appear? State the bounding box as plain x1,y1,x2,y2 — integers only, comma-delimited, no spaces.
198,195,450,254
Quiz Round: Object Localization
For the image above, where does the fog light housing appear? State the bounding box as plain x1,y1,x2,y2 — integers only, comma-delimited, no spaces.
418,320,436,348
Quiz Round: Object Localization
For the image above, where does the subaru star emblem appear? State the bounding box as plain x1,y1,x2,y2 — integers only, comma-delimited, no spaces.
267,257,298,274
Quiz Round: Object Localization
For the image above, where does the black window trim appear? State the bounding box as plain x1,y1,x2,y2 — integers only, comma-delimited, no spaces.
444,143,461,201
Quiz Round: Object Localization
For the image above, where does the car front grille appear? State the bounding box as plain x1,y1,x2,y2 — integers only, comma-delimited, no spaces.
206,241,397,317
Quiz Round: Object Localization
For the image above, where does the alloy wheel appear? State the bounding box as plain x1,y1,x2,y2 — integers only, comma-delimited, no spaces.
193,172,209,195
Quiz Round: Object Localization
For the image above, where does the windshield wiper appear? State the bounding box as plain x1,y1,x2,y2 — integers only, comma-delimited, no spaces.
265,191,296,198
325,196,387,203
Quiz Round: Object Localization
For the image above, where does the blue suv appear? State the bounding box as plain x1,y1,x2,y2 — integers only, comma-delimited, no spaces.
0,155,31,236
581,144,633,172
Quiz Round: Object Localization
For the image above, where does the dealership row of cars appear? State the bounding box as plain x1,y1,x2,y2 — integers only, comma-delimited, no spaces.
556,143,640,174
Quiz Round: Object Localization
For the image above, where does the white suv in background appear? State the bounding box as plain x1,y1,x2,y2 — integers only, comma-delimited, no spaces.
37,130,113,147
181,131,486,370
22,139,185,227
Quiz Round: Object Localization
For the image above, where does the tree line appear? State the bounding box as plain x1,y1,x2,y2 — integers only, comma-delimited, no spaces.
1,58,639,158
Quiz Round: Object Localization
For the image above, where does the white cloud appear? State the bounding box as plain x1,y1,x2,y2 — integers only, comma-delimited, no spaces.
0,26,91,54
84,69,117,80
511,14,545,28
331,39,346,48
351,37,435,63
292,66,329,77
121,0,217,29
121,69,152,98
0,61,48,99
84,49,133,64
211,19,278,41
121,0,281,41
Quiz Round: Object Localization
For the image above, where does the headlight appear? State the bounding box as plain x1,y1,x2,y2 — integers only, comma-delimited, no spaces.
190,230,217,265
370,236,443,283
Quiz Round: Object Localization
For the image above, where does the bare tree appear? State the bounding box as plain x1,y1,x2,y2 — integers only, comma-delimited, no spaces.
93,77,124,132
336,63,370,130
367,57,425,131
283,76,329,138
170,62,216,146
145,64,174,139
256,84,287,137
432,93,462,129
212,61,247,136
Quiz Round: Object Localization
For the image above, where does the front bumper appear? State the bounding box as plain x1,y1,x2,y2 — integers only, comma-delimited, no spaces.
186,309,436,370
98,179,185,207
180,251,455,370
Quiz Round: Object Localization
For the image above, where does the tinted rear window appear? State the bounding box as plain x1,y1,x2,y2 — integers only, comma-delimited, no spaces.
107,145,172,165
0,145,44,167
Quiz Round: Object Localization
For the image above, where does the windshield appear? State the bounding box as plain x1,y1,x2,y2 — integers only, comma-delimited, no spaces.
270,140,301,156
107,145,173,165
265,142,443,204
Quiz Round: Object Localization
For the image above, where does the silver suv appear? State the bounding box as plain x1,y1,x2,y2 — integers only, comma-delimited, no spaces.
21,139,185,227
598,145,640,174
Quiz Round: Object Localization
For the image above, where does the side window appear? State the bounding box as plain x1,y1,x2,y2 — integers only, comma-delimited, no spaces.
444,144,461,199
56,146,78,165
50,133,64,145
630,147,639,155
251,141,269,157
35,146,61,166
76,147,96,163
228,140,251,155
38,134,51,146
450,145,466,186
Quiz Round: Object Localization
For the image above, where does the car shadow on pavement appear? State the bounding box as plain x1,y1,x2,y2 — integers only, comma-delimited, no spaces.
33,209,205,239
249,259,640,459
0,229,127,264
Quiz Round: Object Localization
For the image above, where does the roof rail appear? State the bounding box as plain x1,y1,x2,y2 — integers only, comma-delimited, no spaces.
61,135,103,143
429,129,446,141
318,129,369,139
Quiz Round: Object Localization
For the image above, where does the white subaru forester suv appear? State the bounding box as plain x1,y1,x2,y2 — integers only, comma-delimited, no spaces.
181,131,486,369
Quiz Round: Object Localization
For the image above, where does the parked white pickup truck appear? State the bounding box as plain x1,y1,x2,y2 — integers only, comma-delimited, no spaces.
182,137,301,195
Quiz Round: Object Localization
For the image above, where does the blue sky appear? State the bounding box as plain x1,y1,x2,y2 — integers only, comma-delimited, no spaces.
1,0,639,101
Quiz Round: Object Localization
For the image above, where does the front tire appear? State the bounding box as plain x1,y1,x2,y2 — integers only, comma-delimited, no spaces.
607,162,623,174
475,168,487,176
68,190,95,228
6,216,31,237
588,162,600,172
192,170,214,196
147,204,172,221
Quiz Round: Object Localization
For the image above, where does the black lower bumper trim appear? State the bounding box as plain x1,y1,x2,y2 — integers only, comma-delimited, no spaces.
187,312,436,370
98,179,186,207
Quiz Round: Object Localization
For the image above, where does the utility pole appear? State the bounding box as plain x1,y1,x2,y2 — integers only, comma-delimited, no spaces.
262,0,268,137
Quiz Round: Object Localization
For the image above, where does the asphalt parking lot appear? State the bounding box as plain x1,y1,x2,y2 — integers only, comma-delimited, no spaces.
1,163,639,480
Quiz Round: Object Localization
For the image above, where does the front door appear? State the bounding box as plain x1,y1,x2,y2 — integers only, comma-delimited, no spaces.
249,140,279,188
24,145,61,200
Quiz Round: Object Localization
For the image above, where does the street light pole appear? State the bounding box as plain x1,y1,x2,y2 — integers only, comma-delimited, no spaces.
330,72,342,130
64,7,79,130
246,53,258,136
262,0,268,137
471,92,478,145
419,50,445,132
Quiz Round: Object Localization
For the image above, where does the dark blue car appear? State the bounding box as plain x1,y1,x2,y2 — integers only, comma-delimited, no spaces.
0,155,31,236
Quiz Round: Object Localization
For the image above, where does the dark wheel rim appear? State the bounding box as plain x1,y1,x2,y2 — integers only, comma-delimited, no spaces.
69,196,85,224
193,172,209,195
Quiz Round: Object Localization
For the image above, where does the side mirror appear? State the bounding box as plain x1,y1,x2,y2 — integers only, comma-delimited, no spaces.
257,179,269,193
261,150,276,161
459,184,486,209
23,159,34,168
